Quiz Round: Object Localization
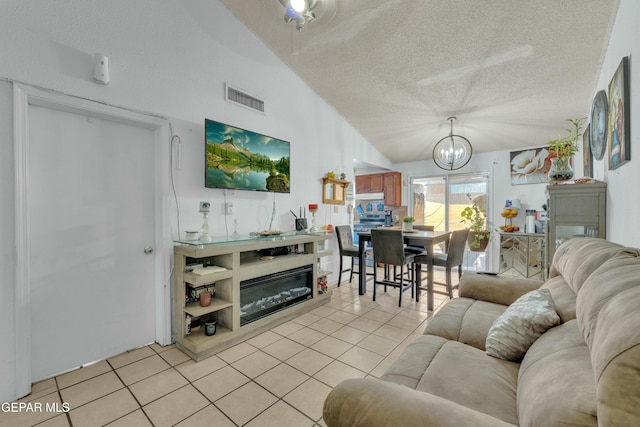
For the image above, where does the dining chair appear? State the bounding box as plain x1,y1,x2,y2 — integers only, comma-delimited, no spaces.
391,225,437,282
335,225,372,287
370,228,416,307
414,228,469,300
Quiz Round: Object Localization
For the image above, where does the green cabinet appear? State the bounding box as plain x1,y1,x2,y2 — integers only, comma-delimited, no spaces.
546,182,606,266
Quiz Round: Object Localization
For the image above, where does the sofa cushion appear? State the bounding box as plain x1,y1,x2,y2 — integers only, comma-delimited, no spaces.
459,272,543,306
518,320,597,426
324,378,517,427
576,253,640,426
485,289,560,361
381,335,520,425
549,238,633,294
540,275,577,323
424,297,507,351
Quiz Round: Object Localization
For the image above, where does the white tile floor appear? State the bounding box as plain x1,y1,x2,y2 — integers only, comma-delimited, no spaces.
2,270,455,427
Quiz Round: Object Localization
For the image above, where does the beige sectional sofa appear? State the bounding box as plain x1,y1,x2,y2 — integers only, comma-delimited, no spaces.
323,238,640,426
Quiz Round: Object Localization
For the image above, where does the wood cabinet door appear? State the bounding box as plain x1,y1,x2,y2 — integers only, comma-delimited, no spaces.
369,174,384,192
356,174,383,193
383,172,402,206
355,175,369,193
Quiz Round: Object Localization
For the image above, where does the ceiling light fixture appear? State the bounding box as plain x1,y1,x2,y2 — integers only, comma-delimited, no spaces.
290,0,306,12
278,0,319,31
433,117,472,170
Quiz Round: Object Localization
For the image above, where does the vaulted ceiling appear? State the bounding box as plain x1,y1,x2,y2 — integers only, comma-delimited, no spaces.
219,0,620,164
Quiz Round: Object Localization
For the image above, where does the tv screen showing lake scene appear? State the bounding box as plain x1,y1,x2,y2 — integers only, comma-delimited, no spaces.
205,119,291,193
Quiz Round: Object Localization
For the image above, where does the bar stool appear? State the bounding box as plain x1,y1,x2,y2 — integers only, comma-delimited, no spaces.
335,225,372,287
370,228,416,307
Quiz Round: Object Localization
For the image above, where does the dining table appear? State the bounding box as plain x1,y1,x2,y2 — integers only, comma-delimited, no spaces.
357,228,451,311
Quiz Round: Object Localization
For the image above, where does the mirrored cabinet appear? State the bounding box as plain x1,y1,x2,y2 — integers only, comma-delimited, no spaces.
546,182,606,266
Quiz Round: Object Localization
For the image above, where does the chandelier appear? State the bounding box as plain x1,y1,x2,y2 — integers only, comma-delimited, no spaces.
278,0,320,31
433,117,473,170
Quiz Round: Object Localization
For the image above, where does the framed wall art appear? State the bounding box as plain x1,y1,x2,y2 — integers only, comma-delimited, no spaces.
583,123,593,177
607,56,630,170
510,146,551,185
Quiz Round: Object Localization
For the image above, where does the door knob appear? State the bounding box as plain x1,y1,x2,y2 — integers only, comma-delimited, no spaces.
144,246,154,254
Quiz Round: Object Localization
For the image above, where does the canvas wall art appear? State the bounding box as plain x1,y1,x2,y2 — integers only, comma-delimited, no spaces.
583,123,593,177
510,146,552,185
607,56,630,170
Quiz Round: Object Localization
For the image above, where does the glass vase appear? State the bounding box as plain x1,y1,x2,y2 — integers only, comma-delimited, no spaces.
548,157,573,181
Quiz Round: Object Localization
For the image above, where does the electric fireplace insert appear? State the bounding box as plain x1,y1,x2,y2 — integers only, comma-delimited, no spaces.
240,265,313,325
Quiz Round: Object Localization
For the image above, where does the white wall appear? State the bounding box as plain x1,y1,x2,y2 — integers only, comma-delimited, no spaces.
0,0,389,402
592,0,640,246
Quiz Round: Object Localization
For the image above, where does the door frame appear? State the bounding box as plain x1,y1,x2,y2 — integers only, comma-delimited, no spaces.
13,83,172,397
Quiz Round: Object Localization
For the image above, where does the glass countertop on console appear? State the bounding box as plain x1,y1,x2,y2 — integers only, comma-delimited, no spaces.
174,230,329,246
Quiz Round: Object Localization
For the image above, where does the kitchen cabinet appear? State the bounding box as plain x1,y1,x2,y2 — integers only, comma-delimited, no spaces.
546,182,606,267
356,172,402,206
356,174,383,193
383,172,402,206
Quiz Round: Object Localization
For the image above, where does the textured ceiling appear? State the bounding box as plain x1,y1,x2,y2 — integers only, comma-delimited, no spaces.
218,0,619,164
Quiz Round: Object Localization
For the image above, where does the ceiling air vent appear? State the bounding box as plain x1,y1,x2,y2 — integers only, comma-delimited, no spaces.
225,84,265,113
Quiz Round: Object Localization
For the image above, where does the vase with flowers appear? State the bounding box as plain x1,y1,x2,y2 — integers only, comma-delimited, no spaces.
547,118,586,182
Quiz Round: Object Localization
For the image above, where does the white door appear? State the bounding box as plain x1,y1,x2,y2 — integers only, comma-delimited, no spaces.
28,105,157,381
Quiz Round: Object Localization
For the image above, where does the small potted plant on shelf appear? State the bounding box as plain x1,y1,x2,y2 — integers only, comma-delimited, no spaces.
402,216,415,232
547,117,586,182
461,194,490,251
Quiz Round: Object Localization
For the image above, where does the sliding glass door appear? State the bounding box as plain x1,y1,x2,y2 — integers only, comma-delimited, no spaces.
412,172,488,231
411,172,489,269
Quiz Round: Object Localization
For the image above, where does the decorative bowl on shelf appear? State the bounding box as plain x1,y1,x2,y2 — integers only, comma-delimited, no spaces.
259,230,282,236
185,230,199,240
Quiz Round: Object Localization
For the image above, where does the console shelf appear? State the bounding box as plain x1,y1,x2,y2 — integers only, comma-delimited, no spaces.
174,232,331,361
184,269,233,287
184,298,233,318
181,324,233,349
239,252,316,281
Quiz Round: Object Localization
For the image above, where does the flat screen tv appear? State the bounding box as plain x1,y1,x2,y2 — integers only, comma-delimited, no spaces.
205,119,290,193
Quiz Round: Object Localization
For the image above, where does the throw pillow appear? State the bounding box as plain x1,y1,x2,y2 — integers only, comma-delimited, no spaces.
486,288,560,361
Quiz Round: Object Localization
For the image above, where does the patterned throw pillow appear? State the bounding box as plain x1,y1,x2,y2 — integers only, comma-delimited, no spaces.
486,289,560,361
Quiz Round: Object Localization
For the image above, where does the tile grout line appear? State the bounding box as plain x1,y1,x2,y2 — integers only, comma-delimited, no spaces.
52,377,72,427
20,275,456,427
